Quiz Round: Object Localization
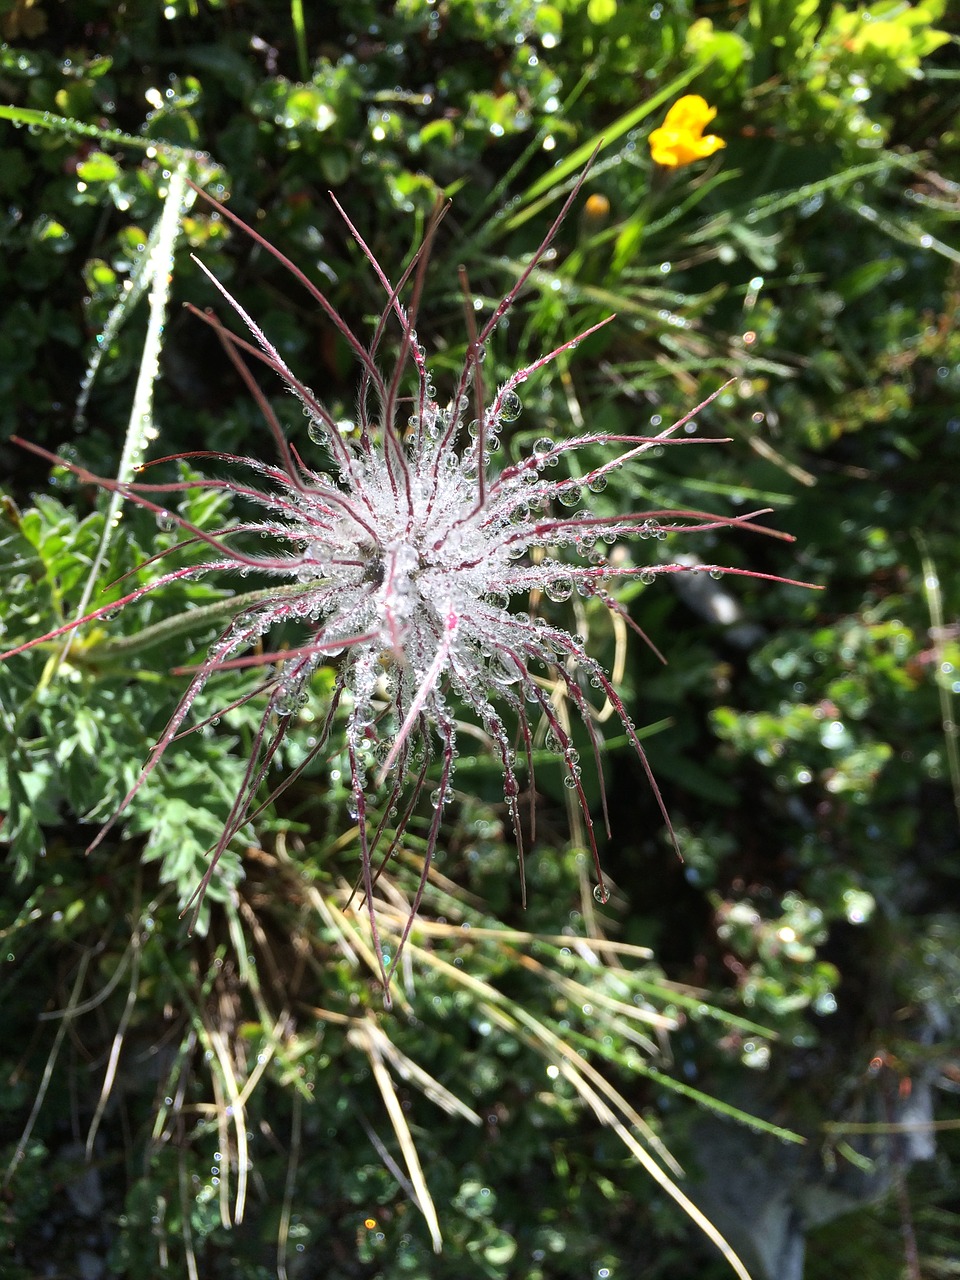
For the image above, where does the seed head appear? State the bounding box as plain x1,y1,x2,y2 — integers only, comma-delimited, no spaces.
2,170,809,999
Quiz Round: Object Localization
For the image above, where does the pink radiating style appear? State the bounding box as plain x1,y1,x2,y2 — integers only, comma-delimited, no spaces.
2,172,808,999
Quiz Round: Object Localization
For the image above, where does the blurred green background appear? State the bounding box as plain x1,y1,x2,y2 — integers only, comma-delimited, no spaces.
1,1,958,1277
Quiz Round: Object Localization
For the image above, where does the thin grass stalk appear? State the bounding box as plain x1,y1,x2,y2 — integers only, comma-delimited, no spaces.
277,1088,302,1280
349,1020,444,1252
3,949,91,1186
60,164,190,668
177,1144,200,1280
85,930,142,1158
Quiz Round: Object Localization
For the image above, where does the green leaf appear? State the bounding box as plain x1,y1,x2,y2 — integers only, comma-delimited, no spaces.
587,0,617,23
76,150,122,183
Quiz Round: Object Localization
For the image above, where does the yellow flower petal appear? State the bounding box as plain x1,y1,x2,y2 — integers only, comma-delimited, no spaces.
649,94,726,169
663,94,717,132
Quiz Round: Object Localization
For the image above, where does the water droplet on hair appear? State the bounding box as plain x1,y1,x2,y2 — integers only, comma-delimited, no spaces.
545,578,573,603
499,390,522,422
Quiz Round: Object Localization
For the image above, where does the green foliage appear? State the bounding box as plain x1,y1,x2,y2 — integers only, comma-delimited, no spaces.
1,0,959,1277
0,479,249,924
746,0,951,150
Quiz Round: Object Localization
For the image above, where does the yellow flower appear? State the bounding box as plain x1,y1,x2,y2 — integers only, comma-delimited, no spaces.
648,95,726,169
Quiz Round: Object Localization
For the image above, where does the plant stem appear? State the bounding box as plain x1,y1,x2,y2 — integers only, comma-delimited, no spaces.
87,584,316,662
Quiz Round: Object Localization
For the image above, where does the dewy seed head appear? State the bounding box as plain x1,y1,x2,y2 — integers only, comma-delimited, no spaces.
1,165,815,1000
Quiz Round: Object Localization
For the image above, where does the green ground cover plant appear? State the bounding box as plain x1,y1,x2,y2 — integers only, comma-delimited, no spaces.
1,2,958,1277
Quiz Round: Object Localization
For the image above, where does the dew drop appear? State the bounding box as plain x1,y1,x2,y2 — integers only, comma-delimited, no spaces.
275,687,300,717
593,883,610,904
499,390,522,422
